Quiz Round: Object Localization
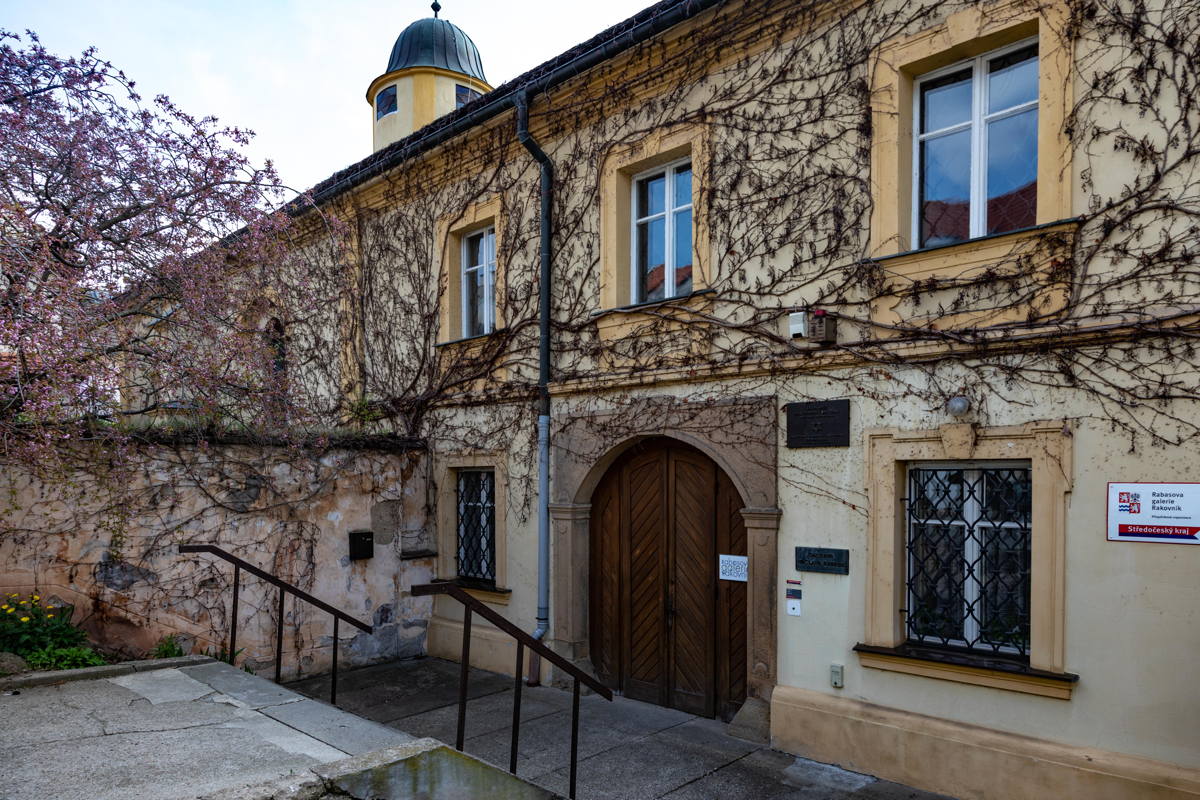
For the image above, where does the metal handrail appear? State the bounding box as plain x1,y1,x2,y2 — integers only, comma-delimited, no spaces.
411,581,612,800
178,544,372,705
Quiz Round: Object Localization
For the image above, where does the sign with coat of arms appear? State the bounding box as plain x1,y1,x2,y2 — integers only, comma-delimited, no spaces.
1107,483,1200,544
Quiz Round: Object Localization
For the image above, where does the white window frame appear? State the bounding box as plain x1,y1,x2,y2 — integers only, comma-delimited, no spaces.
911,37,1039,248
906,460,1032,656
630,157,693,304
460,226,496,338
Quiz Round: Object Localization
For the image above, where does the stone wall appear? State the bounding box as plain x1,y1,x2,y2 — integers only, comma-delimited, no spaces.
0,441,436,680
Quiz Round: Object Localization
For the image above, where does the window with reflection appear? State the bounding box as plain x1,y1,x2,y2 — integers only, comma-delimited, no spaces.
632,159,692,303
375,86,397,120
461,226,496,338
915,40,1038,249
455,84,481,109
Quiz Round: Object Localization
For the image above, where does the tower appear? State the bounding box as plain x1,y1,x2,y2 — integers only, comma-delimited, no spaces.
367,2,491,152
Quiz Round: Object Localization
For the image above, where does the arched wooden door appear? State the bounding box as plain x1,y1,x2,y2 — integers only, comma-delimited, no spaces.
589,438,747,720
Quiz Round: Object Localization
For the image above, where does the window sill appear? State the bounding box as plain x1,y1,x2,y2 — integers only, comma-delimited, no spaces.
435,578,511,606
853,643,1078,700
868,219,1080,332
591,289,716,346
870,218,1082,266
434,329,506,349
590,288,716,319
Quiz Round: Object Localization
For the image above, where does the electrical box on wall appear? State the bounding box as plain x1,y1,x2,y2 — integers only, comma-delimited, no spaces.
348,530,374,560
809,309,837,343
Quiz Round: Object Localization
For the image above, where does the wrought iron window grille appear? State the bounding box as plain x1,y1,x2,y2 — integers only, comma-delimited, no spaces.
456,469,496,585
904,464,1032,659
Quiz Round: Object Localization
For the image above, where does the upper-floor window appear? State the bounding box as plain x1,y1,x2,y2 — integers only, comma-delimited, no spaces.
455,84,481,109
632,159,692,303
376,85,398,120
915,40,1039,248
461,226,496,337
906,463,1032,658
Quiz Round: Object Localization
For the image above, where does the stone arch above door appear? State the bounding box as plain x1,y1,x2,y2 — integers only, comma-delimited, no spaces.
547,395,780,739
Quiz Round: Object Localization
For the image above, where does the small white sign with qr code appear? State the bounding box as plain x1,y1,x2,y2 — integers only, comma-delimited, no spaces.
718,554,748,582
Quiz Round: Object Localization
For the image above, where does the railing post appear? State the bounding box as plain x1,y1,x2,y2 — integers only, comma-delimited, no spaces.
331,615,339,706
275,586,285,683
510,640,524,774
229,564,240,660
456,606,473,751
570,677,580,800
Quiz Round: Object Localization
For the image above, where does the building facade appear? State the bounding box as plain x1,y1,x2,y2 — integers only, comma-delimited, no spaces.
5,1,1197,798
282,1,1199,797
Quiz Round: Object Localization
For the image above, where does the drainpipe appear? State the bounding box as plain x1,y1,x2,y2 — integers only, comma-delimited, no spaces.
516,90,553,685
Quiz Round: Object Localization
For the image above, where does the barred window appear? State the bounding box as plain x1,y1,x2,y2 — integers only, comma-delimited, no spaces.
456,469,495,585
906,463,1032,658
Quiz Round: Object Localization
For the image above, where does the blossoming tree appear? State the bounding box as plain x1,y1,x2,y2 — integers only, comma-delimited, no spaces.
0,31,333,473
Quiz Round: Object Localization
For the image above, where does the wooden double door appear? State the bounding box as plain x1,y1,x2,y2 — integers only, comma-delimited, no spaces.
589,438,747,720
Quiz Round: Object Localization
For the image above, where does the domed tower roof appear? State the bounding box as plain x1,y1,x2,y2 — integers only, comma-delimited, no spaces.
386,7,487,83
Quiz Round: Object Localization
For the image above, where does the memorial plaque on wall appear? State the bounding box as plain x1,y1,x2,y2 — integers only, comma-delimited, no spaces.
795,547,850,575
785,399,850,448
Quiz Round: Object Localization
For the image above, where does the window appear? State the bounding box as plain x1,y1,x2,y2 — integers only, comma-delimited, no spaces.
456,469,496,585
915,41,1039,248
461,226,496,337
906,463,1032,658
632,159,693,303
862,424,1073,696
455,84,481,109
266,318,286,379
375,85,397,120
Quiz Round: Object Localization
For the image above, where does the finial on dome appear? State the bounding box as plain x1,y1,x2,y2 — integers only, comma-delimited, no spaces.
431,1,441,17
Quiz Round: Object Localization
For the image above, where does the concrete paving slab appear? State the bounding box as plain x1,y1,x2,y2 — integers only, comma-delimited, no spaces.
0,724,325,800
93,695,244,735
533,726,747,800
0,680,112,745
288,656,512,723
463,707,639,781
393,683,565,741
262,698,414,755
109,667,216,704
576,692,695,737
660,749,867,799
182,661,306,709
220,706,349,761
655,716,761,761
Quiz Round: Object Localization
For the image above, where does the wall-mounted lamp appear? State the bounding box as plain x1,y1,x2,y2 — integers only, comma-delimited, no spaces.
946,396,972,417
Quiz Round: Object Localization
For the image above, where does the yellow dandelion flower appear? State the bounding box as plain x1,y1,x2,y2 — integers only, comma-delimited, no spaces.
19,600,28,605
32,595,39,601
4,608,12,613
46,614,55,618
19,616,29,622
0,605,7,610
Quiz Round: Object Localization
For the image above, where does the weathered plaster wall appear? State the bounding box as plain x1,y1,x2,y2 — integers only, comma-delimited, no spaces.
0,443,435,680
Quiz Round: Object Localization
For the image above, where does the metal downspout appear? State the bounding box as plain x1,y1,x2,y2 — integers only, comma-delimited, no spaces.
516,90,553,685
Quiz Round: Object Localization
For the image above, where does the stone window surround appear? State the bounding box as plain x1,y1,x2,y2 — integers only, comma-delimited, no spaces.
597,122,711,337
867,0,1074,260
860,421,1073,698
436,196,505,345
434,452,510,605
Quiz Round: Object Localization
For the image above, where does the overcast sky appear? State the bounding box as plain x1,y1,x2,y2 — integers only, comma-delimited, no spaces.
4,0,651,193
